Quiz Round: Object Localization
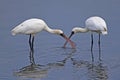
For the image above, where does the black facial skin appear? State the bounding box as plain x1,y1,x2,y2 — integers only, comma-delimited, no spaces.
69,31,75,38
60,33,64,37
63,31,75,48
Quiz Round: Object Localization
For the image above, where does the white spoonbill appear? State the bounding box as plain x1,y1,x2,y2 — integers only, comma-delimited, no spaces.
11,18,75,52
63,16,107,51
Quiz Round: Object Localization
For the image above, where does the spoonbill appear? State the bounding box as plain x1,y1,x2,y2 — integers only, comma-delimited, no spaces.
63,16,107,51
11,18,75,52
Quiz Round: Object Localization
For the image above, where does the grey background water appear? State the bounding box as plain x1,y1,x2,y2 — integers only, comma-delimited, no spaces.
0,0,120,80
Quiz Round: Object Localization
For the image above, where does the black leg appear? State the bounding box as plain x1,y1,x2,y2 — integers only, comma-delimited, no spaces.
31,36,34,53
29,34,32,51
98,33,100,46
91,33,93,52
29,34,35,65
98,33,102,61
90,33,94,62
29,34,34,53
30,50,35,65
91,49,94,62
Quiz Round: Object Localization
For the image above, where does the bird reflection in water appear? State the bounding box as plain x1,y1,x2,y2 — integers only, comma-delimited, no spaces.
88,62,108,80
14,48,76,79
91,41,102,62
47,49,76,69
71,58,108,80
14,50,48,79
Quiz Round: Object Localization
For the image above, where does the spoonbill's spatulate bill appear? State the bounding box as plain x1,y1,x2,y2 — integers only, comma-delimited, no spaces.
63,16,107,51
11,18,76,52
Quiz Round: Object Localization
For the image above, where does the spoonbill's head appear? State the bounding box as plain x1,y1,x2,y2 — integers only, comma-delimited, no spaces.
63,27,87,48
68,27,89,39
53,29,75,49
53,29,64,35
69,27,84,39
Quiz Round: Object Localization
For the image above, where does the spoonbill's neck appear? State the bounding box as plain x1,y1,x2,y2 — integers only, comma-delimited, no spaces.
44,25,62,34
73,27,89,33
80,28,89,33
43,25,54,33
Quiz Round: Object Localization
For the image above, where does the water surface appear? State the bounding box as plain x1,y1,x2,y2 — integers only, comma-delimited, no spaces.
0,0,120,80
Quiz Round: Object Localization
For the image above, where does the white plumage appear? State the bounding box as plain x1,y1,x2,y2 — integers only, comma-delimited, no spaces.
85,16,107,35
71,16,107,35
11,18,75,52
64,16,108,50
12,18,51,35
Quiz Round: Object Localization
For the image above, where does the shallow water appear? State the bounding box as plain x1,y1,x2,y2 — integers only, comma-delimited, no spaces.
0,0,120,80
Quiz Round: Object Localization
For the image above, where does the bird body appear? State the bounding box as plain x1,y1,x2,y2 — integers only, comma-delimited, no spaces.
11,18,64,36
72,16,107,35
85,16,107,35
63,16,108,51
12,18,45,35
12,18,75,52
